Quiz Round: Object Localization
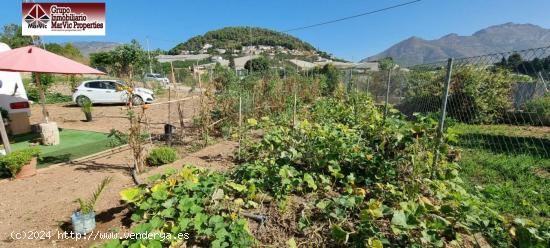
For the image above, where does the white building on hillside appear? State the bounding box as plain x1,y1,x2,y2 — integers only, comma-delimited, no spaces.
156,54,211,63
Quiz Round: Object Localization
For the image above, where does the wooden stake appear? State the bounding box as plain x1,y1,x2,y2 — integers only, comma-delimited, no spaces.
0,111,11,154
293,89,297,128
238,96,242,160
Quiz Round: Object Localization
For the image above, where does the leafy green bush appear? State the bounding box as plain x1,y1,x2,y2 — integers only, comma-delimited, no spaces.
523,93,550,116
146,146,178,166
405,67,519,123
0,147,40,177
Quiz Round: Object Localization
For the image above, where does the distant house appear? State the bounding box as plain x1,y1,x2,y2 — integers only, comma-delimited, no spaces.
289,59,316,70
156,54,211,63
354,62,380,71
243,46,265,55
211,56,224,63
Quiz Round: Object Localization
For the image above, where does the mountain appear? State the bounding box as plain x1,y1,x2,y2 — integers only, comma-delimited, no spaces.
169,27,317,54
364,23,550,66
67,41,120,57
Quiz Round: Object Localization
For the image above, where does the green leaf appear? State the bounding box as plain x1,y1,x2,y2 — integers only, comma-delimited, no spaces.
164,167,178,176
150,216,163,229
286,237,298,248
367,238,383,248
330,224,349,244
391,210,409,228
147,174,161,182
104,239,122,248
303,173,317,190
316,200,330,210
120,188,141,203
147,239,162,248
226,181,247,192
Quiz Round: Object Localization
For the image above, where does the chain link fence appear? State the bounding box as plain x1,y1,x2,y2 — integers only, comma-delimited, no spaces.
348,46,550,159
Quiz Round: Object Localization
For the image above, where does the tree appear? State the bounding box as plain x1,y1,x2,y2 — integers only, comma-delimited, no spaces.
507,53,523,70
378,57,395,71
110,40,149,79
89,40,149,78
244,57,270,73
45,43,85,63
89,52,112,73
0,24,36,48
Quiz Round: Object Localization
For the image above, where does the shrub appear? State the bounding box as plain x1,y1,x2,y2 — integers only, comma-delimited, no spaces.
523,93,550,116
405,67,519,123
244,57,270,73
0,147,40,177
80,98,93,113
146,146,178,166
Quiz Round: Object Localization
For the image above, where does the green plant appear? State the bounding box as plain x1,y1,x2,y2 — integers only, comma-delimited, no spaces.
405,66,517,123
110,166,256,247
0,147,40,177
77,177,112,214
146,146,178,166
80,98,93,114
523,93,550,116
111,94,549,247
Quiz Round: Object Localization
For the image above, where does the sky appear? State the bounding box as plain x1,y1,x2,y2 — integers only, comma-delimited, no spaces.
2,0,550,61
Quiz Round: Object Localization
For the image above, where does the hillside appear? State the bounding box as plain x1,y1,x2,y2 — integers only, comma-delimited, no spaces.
169,27,317,54
67,41,120,57
365,23,550,66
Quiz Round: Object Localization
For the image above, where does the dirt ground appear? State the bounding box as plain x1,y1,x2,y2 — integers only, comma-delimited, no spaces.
29,92,199,134
0,140,238,248
0,90,239,248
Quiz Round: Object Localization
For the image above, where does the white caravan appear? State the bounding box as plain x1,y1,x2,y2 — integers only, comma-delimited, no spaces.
0,42,32,135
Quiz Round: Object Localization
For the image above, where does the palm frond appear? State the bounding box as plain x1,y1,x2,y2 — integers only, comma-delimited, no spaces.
78,177,112,214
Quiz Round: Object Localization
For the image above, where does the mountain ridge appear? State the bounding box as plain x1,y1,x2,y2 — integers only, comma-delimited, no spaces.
364,23,550,66
66,41,120,57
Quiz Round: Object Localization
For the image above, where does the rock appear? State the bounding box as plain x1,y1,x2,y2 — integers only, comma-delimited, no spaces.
39,122,60,146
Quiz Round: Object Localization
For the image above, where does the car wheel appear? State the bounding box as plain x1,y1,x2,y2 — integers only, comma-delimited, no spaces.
132,95,144,105
76,96,91,107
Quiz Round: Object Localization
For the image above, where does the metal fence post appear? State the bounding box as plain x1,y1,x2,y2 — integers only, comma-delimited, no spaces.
383,68,392,119
432,58,454,177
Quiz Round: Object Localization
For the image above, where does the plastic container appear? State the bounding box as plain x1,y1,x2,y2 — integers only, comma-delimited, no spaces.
71,211,96,234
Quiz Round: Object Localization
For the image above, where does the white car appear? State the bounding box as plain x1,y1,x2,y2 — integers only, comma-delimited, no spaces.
72,80,155,106
144,73,169,85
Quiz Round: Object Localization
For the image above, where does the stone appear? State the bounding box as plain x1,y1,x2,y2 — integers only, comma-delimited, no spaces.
39,122,60,145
